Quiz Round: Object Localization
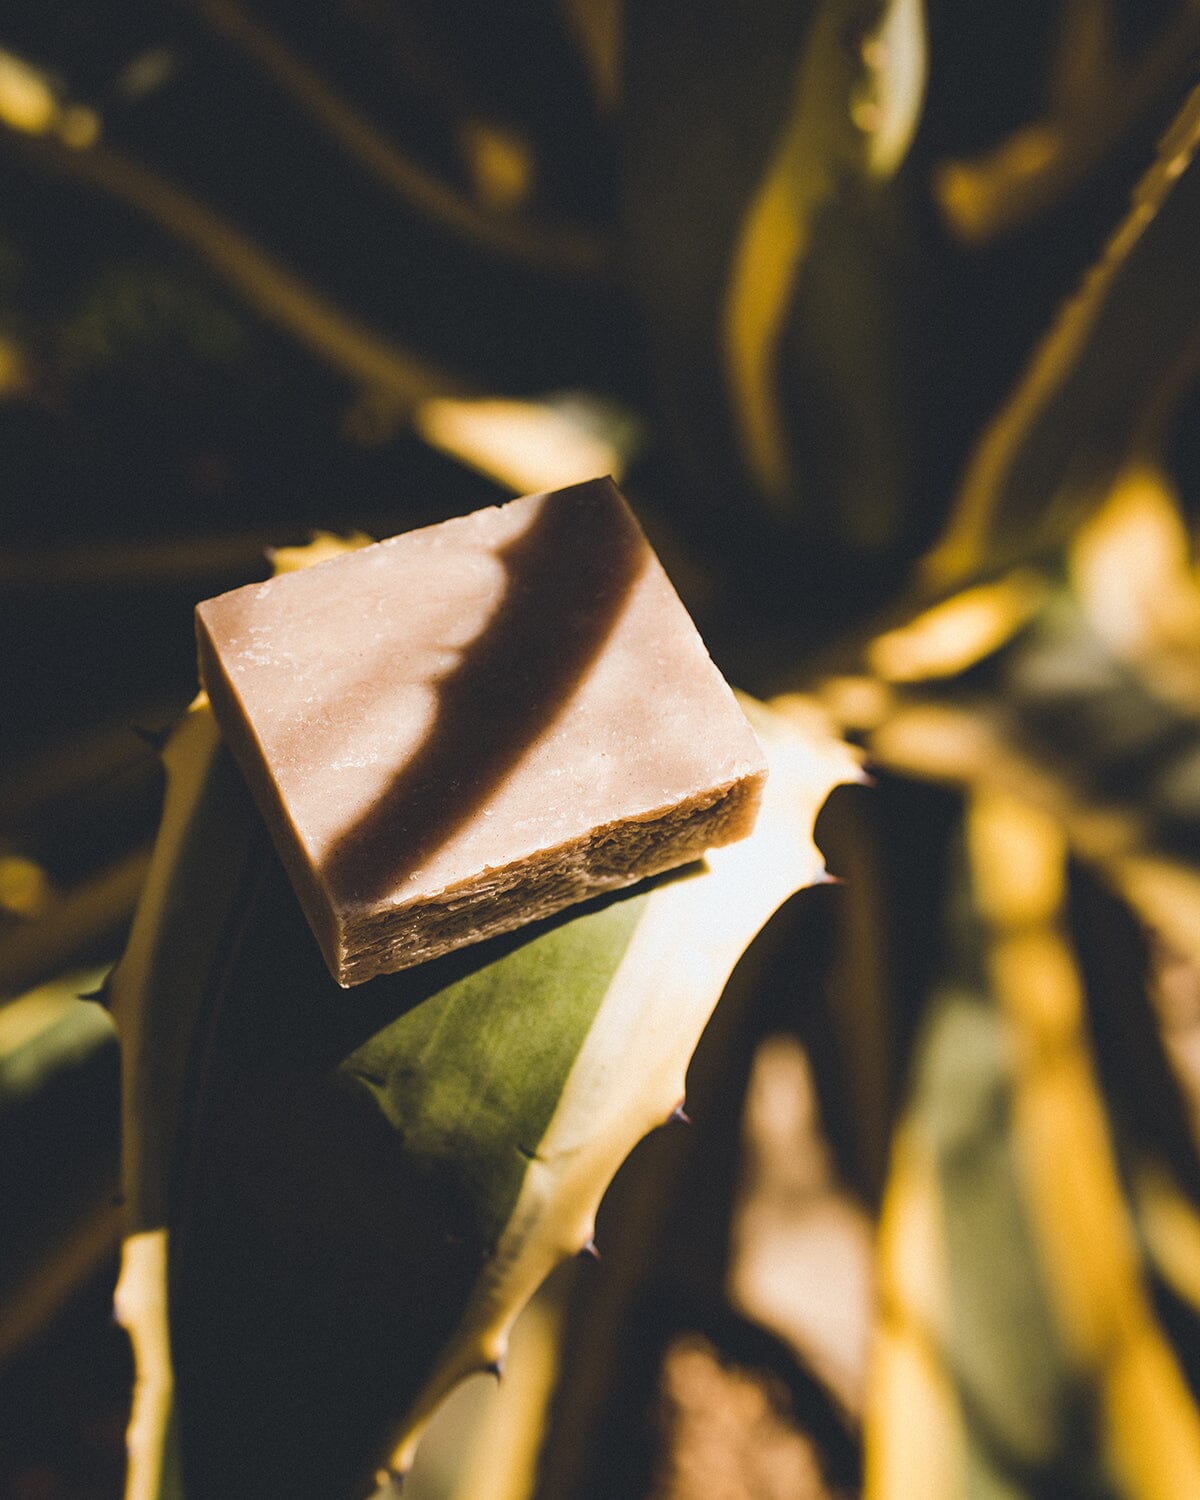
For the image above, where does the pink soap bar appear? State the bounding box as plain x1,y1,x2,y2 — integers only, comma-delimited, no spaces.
196,478,766,986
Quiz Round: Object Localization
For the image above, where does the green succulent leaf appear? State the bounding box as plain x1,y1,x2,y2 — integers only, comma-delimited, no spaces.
111,672,857,1499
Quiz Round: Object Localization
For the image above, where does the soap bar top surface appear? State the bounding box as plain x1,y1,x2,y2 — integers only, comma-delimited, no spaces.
196,478,766,983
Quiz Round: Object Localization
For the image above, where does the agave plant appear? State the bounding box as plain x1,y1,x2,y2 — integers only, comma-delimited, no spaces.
105,544,859,1496
5,2,1200,1498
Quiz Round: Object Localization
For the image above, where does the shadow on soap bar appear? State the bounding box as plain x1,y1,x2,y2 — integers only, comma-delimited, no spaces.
317,478,648,906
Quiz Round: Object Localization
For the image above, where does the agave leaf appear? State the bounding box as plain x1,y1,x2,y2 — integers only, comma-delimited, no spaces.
723,0,926,518
110,534,371,1500
367,695,861,1473
871,789,1200,1499
926,81,1200,591
934,3,1200,244
111,672,857,1497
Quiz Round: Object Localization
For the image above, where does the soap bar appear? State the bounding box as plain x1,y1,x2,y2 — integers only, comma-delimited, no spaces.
196,477,767,986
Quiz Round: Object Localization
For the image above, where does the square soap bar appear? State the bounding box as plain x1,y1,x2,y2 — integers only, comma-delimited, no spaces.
196,478,767,986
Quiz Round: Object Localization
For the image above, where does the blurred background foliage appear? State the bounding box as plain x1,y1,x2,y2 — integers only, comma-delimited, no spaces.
4,1,1200,1496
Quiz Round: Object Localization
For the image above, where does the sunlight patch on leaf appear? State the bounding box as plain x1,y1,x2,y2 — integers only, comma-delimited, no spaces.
729,1034,874,1416
1070,465,1200,709
867,571,1048,683
1134,1163,1200,1321
854,0,927,179
266,529,373,574
415,393,636,494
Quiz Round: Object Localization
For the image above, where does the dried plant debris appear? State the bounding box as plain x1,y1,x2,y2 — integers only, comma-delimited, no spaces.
650,1334,854,1500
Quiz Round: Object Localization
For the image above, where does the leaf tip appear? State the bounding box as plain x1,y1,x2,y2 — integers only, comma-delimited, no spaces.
77,977,113,1008
130,722,172,754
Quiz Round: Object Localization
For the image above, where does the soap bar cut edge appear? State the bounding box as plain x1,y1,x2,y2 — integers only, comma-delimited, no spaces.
200,605,765,986
336,766,765,986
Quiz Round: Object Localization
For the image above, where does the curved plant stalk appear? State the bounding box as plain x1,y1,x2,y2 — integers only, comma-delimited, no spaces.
184,0,610,277
114,1231,180,1500
867,1110,965,1500
108,536,859,1498
2,102,628,489
723,0,926,512
108,697,255,1237
0,848,150,999
935,1,1200,243
967,792,1200,1497
925,79,1200,591
108,698,256,1499
10,129,460,417
110,533,371,1500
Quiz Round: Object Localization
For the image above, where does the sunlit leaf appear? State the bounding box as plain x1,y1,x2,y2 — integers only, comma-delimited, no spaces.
866,571,1049,684
1069,464,1200,707
935,3,1200,243
110,664,857,1497
723,0,926,514
926,81,1200,589
870,797,1200,1499
966,793,1200,1498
